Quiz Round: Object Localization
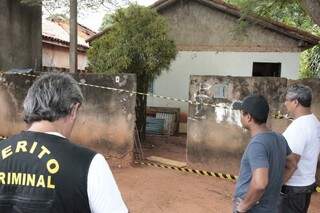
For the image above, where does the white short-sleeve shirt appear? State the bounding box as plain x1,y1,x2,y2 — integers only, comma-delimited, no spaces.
283,114,320,186
46,132,128,213
88,154,128,213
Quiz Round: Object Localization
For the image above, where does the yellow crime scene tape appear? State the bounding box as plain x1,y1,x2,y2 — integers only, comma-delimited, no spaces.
0,72,293,119
5,72,223,108
135,161,320,193
135,161,237,181
0,136,319,192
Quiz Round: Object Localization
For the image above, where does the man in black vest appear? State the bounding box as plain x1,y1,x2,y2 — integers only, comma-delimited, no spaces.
0,73,128,213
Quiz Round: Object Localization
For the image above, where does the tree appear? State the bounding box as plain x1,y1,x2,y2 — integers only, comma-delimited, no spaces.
99,14,113,31
300,45,320,78
20,0,123,15
47,13,69,20
225,0,320,26
225,0,320,78
225,0,318,28
87,4,177,142
300,0,320,27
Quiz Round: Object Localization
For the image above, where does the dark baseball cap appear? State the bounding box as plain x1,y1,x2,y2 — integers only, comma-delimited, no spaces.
232,94,269,122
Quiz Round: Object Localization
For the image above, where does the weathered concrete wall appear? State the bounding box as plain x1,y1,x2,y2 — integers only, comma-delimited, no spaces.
0,73,136,167
187,76,320,180
0,0,42,71
187,76,288,172
159,0,304,52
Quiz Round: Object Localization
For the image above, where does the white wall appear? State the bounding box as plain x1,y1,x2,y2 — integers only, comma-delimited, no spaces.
147,51,300,113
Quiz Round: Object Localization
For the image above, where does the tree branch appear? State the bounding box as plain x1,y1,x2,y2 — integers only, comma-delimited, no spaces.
300,0,320,27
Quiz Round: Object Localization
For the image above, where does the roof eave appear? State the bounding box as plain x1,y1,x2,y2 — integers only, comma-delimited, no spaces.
42,35,89,51
86,27,112,43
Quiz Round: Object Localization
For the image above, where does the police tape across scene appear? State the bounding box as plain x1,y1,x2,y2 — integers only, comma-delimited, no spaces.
0,72,292,120
1,136,319,192
134,161,320,193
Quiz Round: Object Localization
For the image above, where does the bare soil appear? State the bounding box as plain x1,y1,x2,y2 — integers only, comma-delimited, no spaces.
112,134,320,213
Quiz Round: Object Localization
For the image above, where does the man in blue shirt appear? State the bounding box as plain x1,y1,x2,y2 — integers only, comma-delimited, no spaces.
233,95,293,212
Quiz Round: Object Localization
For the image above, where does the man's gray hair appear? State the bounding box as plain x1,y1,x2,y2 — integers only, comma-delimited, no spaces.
286,84,312,107
23,73,84,124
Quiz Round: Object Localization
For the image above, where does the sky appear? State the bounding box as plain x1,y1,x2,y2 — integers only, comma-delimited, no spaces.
44,0,158,32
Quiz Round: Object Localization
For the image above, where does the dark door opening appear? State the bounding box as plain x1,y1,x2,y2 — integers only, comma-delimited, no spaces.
252,62,281,77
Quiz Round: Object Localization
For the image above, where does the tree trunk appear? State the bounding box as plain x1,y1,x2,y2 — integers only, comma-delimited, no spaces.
69,0,78,73
136,74,148,143
300,0,320,28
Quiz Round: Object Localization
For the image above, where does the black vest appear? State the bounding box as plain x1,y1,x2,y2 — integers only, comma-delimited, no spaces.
0,131,96,213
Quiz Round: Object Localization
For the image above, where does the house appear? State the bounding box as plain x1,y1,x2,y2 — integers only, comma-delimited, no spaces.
86,0,320,132
0,0,41,71
42,17,96,72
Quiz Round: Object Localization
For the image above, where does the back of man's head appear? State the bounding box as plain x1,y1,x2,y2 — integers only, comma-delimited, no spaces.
23,73,84,124
286,84,312,108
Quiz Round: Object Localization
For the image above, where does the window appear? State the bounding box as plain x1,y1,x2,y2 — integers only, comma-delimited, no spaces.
213,84,227,99
252,62,281,77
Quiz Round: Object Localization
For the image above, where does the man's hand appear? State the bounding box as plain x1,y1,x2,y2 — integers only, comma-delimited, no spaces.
237,168,268,211
235,198,248,212
283,153,299,184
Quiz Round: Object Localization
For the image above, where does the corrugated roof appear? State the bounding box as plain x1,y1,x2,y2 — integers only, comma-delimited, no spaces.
42,19,90,48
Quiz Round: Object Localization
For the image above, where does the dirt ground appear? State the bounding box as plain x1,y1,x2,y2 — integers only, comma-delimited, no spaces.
114,166,320,213
112,135,320,213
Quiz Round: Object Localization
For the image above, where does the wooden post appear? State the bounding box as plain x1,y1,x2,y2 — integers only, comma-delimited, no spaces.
69,0,77,73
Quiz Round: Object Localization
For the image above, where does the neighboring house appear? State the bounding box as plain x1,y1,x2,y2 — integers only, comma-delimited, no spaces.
86,0,320,132
0,0,41,71
42,17,96,72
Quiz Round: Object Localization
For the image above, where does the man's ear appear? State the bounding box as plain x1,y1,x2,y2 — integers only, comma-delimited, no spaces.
247,113,253,122
70,103,80,121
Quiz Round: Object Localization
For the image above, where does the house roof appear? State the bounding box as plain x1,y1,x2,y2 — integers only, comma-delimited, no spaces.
86,27,112,43
78,23,97,36
49,17,97,40
86,0,320,47
42,19,93,49
151,0,320,47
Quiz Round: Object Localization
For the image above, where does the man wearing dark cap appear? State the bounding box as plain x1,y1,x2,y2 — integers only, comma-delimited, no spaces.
233,94,293,213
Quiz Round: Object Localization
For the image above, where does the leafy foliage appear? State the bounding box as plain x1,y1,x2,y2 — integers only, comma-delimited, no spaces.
300,45,320,78
226,0,316,29
225,0,320,78
88,4,177,142
88,4,177,79
99,14,113,31
19,0,125,15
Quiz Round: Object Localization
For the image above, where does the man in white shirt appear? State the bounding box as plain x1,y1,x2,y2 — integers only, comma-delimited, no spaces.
0,73,128,213
279,84,320,213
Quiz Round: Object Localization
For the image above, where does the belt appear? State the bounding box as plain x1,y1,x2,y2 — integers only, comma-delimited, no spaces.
281,183,316,194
